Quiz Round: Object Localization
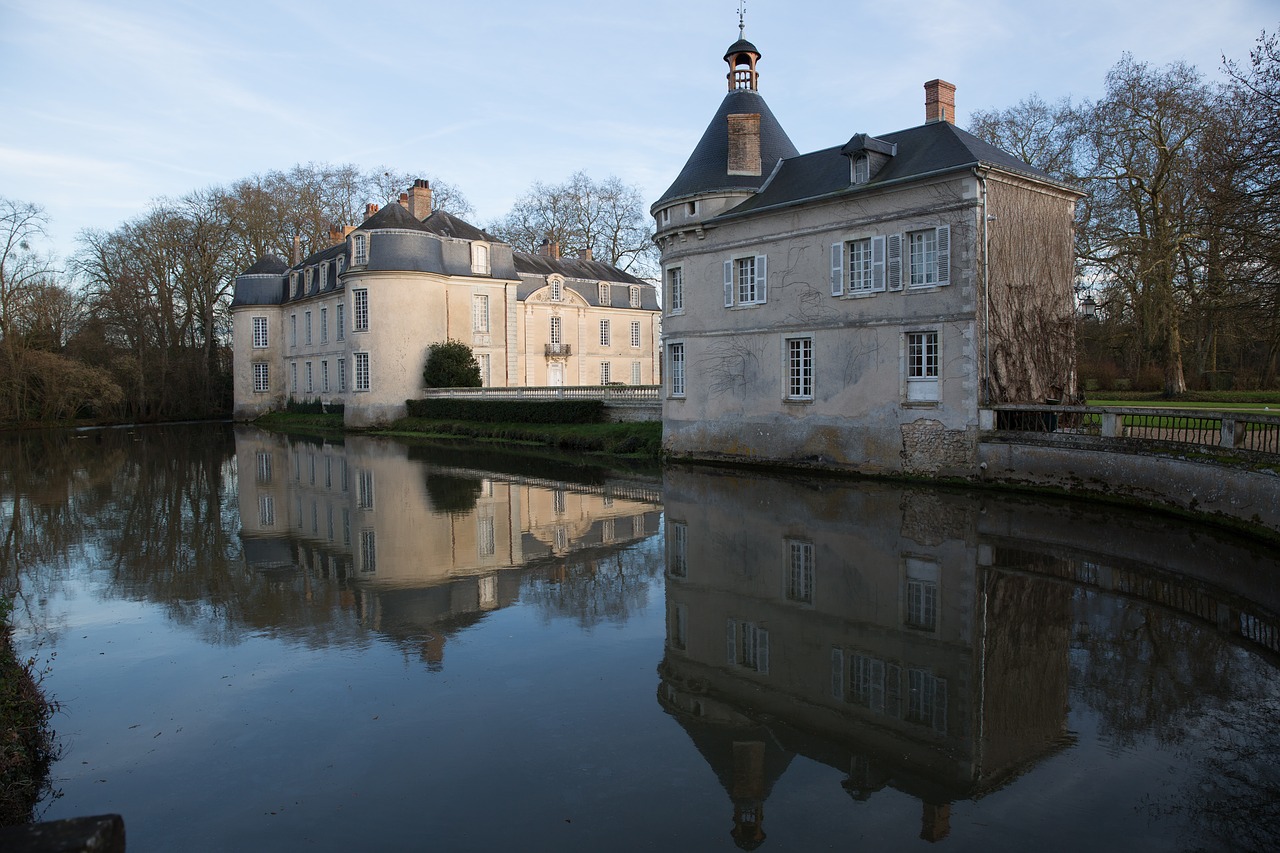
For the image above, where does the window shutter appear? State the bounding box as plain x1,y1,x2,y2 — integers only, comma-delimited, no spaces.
756,629,769,674
830,243,844,296
831,647,844,699
935,225,950,285
723,261,733,307
872,236,886,292
726,619,737,665
755,255,768,303
887,234,902,291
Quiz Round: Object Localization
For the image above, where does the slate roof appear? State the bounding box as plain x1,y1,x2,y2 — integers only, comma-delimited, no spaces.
357,201,435,232
653,88,799,208
420,210,502,242
716,120,1075,222
241,255,289,276
723,37,760,59
513,253,647,285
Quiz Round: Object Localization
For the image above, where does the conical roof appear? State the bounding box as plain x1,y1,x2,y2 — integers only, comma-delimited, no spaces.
653,88,798,209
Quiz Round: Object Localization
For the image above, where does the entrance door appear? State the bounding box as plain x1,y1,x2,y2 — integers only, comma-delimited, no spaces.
548,363,564,387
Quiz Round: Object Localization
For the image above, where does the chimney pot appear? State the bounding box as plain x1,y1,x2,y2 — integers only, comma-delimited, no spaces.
580,247,593,261
408,179,433,220
292,234,302,265
924,79,957,124
364,203,380,220
399,192,409,208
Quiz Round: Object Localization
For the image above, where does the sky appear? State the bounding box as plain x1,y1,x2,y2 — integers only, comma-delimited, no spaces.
1,0,1275,267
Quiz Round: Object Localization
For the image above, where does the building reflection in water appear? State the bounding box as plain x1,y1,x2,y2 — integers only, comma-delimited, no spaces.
657,464,1280,849
234,426,662,666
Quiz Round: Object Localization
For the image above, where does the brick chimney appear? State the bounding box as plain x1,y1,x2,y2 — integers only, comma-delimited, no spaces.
328,225,345,246
580,247,593,261
408,179,433,220
538,238,560,260
292,235,302,265
398,192,409,208
364,203,380,220
727,113,762,176
924,79,956,124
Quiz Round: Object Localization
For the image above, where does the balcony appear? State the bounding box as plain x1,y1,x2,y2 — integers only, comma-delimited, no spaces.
544,343,572,357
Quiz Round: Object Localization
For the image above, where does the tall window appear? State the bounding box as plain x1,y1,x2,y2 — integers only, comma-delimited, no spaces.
291,273,300,298
304,311,312,345
668,521,688,577
354,352,370,391
737,256,757,303
471,243,490,275
290,362,297,393
321,360,329,392
336,304,345,340
290,314,297,347
598,283,610,305
724,255,767,306
908,226,949,287
669,343,685,397
599,319,611,347
668,267,684,313
631,361,641,385
357,469,374,510
477,515,496,557
253,362,269,392
727,620,769,674
786,539,814,603
337,358,346,392
252,316,268,348
478,353,491,386
360,529,376,573
320,307,327,343
904,558,939,632
786,337,813,400
305,361,313,393
353,289,369,331
600,361,611,384
907,669,947,732
473,294,490,333
256,451,273,483
259,495,275,527
849,238,874,293
629,286,640,308
907,331,939,401
353,233,368,265
320,264,328,289
853,154,870,184
630,321,641,348
549,315,562,346
550,279,562,301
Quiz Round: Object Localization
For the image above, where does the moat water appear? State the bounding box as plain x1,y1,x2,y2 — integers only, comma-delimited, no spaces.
5,423,1279,851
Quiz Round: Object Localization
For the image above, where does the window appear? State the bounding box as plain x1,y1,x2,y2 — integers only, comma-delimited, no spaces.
630,321,641,348
291,273,300,298
304,311,312,345
471,243,490,275
599,283,611,305
831,236,886,297
352,233,368,265
473,294,490,333
904,558,939,632
786,539,814,603
360,529,376,573
336,304,345,340
357,469,374,510
853,154,870,184
478,514,496,557
724,255,768,306
907,331,940,402
305,361,313,393
631,361,641,385
337,257,345,275
256,451,273,483
290,314,297,347
660,208,670,225
686,201,698,216
321,360,329,392
668,267,684,313
290,362,297,394
320,264,328,289
305,268,313,292
353,289,368,331
549,315,562,346
354,352,370,391
337,358,346,392
550,278,562,301
668,521,688,577
253,362,269,392
629,286,640,308
320,307,327,343
478,353,491,386
908,225,950,287
600,361,611,384
907,669,948,733
599,319,611,347
786,337,813,400
850,654,902,717
259,495,275,527
727,620,769,674
669,343,685,397
252,316,268,348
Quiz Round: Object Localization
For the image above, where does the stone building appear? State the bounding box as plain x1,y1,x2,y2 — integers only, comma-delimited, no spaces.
653,34,1080,476
231,181,661,427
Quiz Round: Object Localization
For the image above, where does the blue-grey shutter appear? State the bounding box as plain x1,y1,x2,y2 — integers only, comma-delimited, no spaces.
887,234,902,291
723,260,733,307
756,255,768,303
830,243,844,296
726,619,737,665
872,236,886,292
935,225,950,285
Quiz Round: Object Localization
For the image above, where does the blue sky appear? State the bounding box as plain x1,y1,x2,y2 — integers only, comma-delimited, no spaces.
1,0,1275,266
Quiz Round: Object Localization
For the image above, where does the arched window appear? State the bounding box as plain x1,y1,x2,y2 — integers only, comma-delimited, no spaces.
352,233,368,265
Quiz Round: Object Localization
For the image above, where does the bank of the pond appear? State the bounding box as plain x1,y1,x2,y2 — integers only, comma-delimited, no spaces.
252,413,663,459
0,604,57,826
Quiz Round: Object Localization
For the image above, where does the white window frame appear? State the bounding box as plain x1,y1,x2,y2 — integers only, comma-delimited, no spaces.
599,319,611,348
727,620,769,674
473,294,490,333
336,303,345,341
668,520,688,577
471,243,490,275
629,286,640,308
907,225,950,288
321,359,329,392
352,233,368,265
906,330,940,402
252,362,269,392
353,289,369,332
305,361,313,393
354,351,370,392
304,311,312,345
599,282,611,305
320,263,328,289
853,154,870,185
290,314,297,347
669,342,685,397
784,335,813,401
320,307,327,343
549,315,562,347
337,358,346,392
723,254,768,306
478,352,491,387
252,316,269,348
630,321,641,348
600,361,611,385
290,362,297,394
667,266,684,314
786,539,815,604
550,278,563,302
631,360,641,385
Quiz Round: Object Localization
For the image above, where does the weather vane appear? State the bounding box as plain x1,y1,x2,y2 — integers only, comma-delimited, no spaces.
738,0,747,38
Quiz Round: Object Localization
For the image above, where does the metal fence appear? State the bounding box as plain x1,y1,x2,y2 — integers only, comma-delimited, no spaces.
988,404,1280,456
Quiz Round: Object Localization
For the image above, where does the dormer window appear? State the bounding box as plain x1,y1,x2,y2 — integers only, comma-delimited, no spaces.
599,283,611,306
352,233,368,266
320,263,328,289
629,286,641,308
550,278,563,301
305,268,313,291
853,155,870,185
337,257,345,275
471,243,490,275
291,273,300,298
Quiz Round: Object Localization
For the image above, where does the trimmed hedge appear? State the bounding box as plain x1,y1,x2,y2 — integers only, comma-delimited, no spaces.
405,398,605,424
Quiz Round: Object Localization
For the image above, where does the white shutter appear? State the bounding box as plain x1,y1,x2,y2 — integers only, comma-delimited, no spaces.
830,243,844,296
935,225,950,285
887,233,902,291
723,260,733,307
756,628,769,674
755,255,768,303
726,619,737,665
872,235,886,292
831,647,844,699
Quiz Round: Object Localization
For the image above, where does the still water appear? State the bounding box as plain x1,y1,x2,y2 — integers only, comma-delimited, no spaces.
4,423,1279,851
